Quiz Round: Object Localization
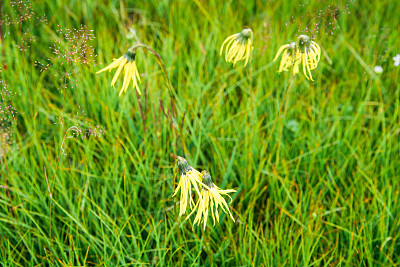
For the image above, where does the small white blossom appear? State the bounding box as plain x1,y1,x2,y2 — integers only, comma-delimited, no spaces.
393,54,400,67
373,66,383,73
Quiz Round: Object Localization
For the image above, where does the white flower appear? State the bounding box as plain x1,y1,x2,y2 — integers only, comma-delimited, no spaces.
393,54,400,67
373,66,383,73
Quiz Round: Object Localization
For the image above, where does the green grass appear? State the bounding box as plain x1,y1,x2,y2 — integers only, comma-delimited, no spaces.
1,0,400,265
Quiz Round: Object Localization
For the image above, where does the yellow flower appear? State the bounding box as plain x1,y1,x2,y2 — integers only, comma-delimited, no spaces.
297,35,321,81
172,156,204,216
220,28,253,66
186,170,236,230
273,42,301,75
96,48,141,96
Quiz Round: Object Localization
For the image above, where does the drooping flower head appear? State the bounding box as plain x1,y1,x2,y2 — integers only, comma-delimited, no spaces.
186,170,236,230
172,156,204,216
273,35,322,81
297,35,321,81
96,47,141,96
220,28,253,66
273,42,301,75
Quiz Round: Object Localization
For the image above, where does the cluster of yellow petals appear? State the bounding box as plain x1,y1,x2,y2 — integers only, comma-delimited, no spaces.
273,42,301,75
173,157,236,229
220,29,253,66
300,40,321,81
186,175,236,230
96,54,141,96
273,36,322,81
172,167,204,216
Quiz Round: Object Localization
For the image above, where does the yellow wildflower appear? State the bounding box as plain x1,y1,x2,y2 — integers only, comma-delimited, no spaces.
220,28,253,66
96,48,141,96
173,156,204,216
273,42,301,75
297,35,321,81
186,170,236,230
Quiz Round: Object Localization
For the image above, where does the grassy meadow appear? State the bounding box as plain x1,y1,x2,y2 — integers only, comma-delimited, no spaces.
1,0,400,265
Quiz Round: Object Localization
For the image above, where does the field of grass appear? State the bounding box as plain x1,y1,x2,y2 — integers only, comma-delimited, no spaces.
1,0,400,266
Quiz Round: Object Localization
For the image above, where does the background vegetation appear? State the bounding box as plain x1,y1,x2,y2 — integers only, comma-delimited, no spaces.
1,0,400,265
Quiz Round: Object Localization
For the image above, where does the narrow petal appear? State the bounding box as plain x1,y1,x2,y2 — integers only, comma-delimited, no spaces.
185,200,199,221
273,45,289,62
279,51,289,72
203,192,209,230
220,34,238,55
134,62,141,82
302,52,310,80
226,42,239,62
210,197,216,225
244,41,252,66
119,63,131,96
233,46,246,65
111,58,127,86
312,41,321,59
96,56,124,73
172,177,183,197
304,50,314,81
133,63,141,95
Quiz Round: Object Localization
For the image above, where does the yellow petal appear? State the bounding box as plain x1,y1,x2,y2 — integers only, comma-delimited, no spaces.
244,42,252,66
111,58,127,86
96,56,124,74
220,34,237,55
225,39,238,61
273,45,289,62
119,63,131,96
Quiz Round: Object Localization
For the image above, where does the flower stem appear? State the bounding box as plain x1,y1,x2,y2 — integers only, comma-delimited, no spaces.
129,43,188,155
275,73,295,167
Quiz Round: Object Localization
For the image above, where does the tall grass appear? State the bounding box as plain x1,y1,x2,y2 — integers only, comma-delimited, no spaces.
1,0,399,265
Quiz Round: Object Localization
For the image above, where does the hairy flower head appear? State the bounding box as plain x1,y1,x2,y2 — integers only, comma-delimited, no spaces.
96,48,141,96
172,156,204,216
186,170,236,230
220,28,253,66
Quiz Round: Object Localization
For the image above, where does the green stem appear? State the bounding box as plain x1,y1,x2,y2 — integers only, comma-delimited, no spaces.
128,43,175,100
129,43,188,155
275,73,295,167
